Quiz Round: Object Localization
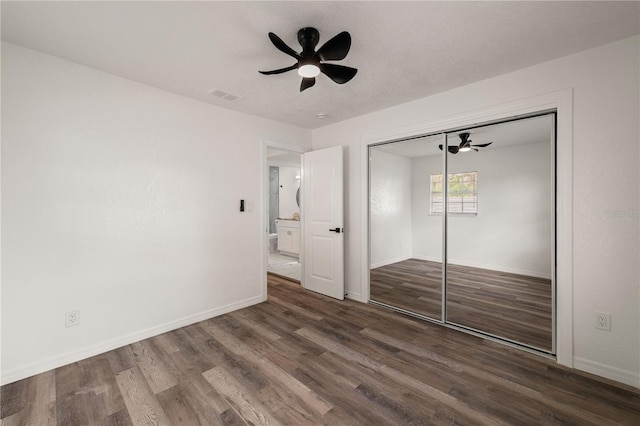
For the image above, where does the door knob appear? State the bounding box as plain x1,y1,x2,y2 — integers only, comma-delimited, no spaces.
329,228,343,233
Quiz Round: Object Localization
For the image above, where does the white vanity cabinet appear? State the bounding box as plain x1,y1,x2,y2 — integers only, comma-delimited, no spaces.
276,219,300,256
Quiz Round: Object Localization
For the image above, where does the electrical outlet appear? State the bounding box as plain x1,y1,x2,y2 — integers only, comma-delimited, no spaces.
65,310,80,327
595,312,611,331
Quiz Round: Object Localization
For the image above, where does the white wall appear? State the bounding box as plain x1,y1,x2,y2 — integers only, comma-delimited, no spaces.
312,36,640,386
412,141,552,278
369,150,412,268
0,42,311,384
277,166,300,219
410,154,442,263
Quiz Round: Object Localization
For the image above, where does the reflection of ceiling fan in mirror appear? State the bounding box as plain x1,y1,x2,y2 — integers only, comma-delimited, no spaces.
439,132,493,154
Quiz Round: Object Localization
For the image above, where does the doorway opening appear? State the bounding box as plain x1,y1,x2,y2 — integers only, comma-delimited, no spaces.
266,147,302,282
262,142,346,302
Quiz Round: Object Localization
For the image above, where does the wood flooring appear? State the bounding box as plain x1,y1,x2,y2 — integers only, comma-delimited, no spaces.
370,259,553,351
2,274,638,425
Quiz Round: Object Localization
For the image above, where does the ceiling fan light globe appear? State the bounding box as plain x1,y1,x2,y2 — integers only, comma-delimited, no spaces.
298,64,320,78
459,147,472,152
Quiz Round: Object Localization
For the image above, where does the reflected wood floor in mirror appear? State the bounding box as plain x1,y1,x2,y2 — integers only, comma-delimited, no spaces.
370,258,552,351
3,275,637,425
370,258,444,319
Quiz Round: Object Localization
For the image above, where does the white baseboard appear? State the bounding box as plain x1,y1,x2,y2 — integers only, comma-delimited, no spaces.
345,290,364,303
412,255,552,280
573,357,640,389
1,295,264,386
371,255,412,270
411,255,441,263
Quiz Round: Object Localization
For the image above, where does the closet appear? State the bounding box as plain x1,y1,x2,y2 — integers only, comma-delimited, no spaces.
368,113,555,353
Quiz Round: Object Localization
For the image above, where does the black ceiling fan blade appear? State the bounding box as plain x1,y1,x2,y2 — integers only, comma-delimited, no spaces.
300,77,316,92
438,144,460,154
316,31,351,61
268,32,302,60
259,64,298,75
320,63,358,84
459,132,471,147
472,142,493,148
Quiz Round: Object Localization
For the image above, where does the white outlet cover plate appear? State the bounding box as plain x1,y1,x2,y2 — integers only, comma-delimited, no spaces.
65,310,80,327
595,312,611,331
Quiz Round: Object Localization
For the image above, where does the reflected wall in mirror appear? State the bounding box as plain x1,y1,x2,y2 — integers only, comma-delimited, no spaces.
369,134,444,320
445,115,554,351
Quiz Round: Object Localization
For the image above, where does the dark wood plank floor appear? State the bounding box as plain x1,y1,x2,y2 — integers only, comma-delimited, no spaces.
370,259,553,351
2,274,637,425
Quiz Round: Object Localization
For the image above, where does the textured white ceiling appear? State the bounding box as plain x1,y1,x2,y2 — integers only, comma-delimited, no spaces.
2,1,639,129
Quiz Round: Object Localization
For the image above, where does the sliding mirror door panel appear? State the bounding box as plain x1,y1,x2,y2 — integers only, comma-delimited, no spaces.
445,115,555,352
369,134,444,320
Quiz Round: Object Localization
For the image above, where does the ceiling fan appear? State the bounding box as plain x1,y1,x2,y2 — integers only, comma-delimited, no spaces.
259,27,358,92
439,132,493,154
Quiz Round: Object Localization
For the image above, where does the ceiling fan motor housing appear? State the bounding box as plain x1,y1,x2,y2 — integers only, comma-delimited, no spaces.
298,28,320,56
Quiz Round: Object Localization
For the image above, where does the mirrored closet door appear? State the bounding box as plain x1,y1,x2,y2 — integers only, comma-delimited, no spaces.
369,113,555,353
369,134,444,320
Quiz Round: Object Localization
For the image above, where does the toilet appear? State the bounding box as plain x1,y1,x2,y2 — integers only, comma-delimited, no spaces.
268,233,278,253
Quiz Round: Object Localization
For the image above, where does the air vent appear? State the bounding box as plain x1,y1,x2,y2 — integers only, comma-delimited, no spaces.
209,88,242,102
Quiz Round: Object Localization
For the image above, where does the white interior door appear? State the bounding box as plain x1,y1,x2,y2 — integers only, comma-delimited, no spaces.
303,146,344,300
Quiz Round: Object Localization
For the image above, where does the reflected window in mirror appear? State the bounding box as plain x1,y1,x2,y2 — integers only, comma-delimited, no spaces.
430,171,478,215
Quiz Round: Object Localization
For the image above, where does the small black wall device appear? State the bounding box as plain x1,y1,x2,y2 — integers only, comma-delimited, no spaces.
240,199,245,212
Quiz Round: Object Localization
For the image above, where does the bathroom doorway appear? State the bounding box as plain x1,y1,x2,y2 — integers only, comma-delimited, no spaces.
266,147,302,282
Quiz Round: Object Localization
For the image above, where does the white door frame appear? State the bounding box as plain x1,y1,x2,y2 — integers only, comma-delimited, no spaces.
260,139,306,301
360,89,574,367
